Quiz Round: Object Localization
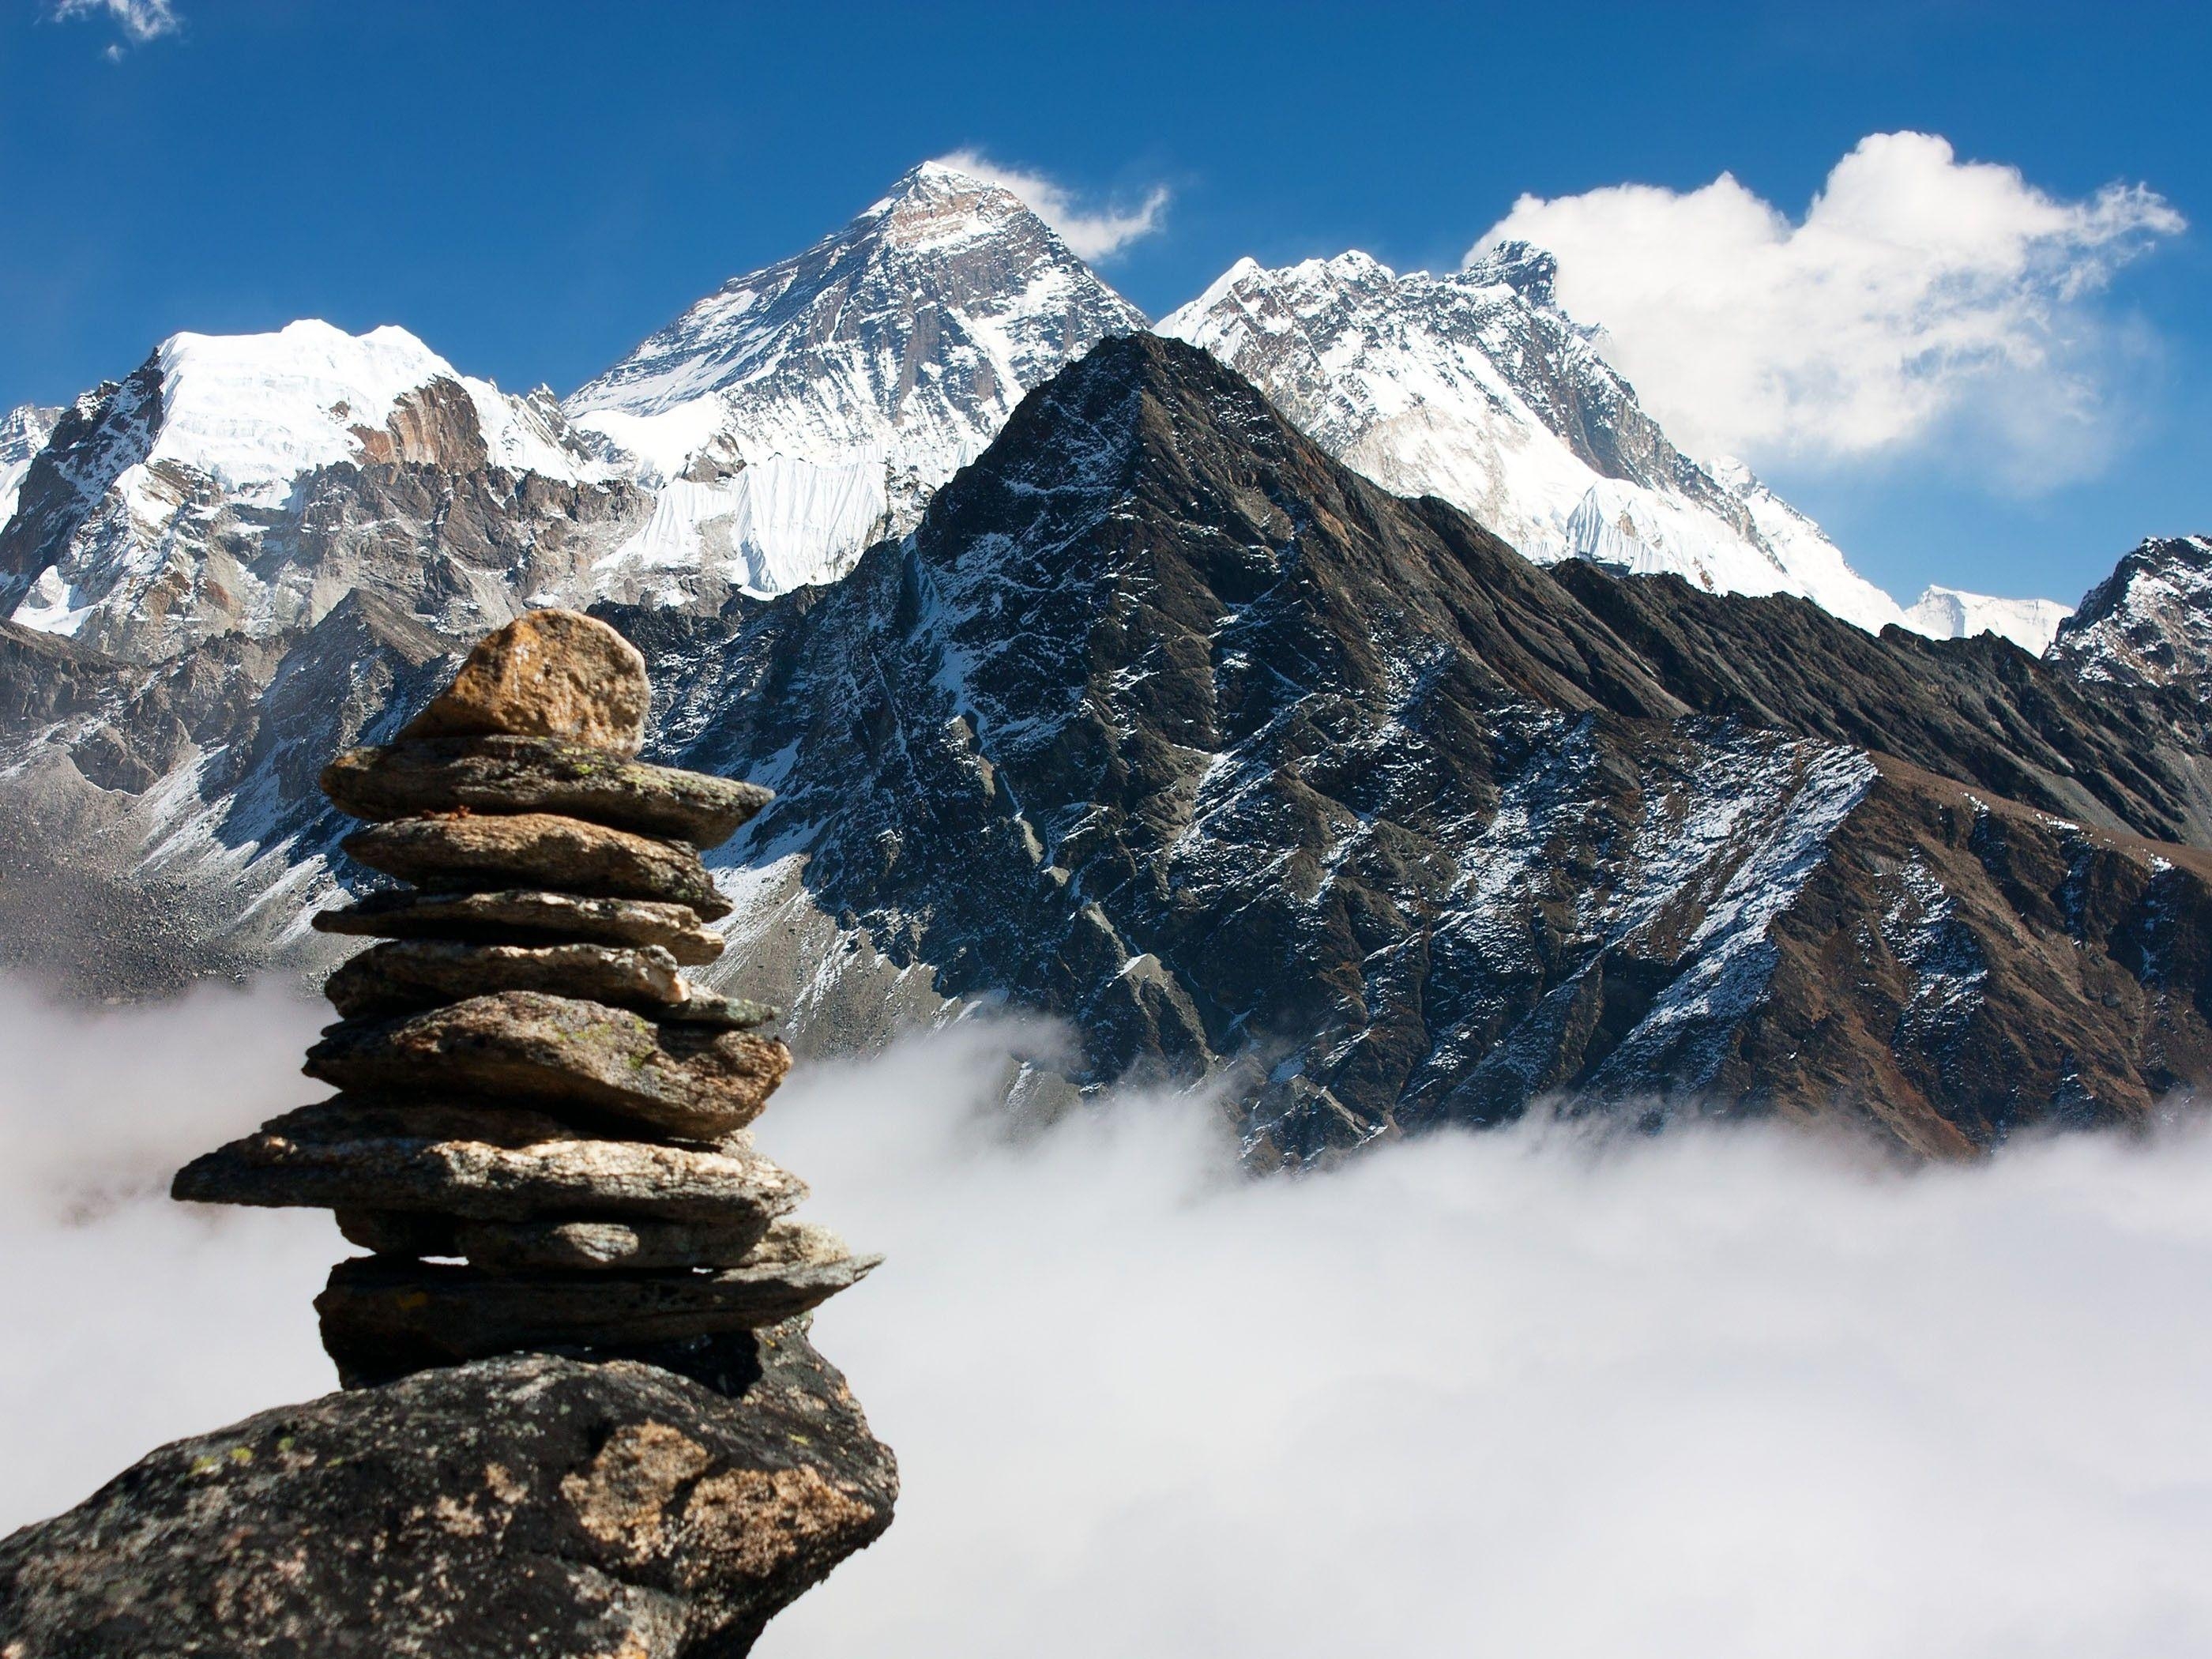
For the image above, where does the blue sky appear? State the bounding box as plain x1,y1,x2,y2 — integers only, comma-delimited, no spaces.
2,0,2204,607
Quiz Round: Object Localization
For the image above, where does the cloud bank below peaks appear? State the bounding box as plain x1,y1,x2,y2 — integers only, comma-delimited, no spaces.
1473,132,2184,488
935,149,1169,261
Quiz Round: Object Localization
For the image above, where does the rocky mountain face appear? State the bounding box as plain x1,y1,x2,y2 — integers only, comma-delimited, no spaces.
2048,534,2212,698
0,321,673,995
0,321,645,664
0,327,2201,1156
1158,247,2060,642
562,160,1148,603
604,336,2212,1161
0,401,60,531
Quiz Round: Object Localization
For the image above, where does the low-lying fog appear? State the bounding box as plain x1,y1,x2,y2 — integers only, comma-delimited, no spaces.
3,977,2208,1656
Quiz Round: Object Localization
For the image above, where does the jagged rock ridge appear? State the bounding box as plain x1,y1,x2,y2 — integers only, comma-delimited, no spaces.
625,334,2212,1159
2049,534,2212,697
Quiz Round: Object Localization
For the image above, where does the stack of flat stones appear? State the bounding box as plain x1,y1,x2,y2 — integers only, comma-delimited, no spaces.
174,610,877,1387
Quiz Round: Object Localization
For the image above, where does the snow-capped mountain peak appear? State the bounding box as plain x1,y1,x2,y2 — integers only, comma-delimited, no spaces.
1902,585,2071,655
145,320,594,501
1159,245,1917,632
562,161,1147,602
0,319,625,660
1160,244,2078,646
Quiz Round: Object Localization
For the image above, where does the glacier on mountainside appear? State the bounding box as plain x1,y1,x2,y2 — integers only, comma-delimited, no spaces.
1902,585,2071,656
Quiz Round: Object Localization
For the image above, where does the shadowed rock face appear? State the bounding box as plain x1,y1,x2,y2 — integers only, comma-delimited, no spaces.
3,333,2210,1157
0,1322,896,1659
627,335,2212,1159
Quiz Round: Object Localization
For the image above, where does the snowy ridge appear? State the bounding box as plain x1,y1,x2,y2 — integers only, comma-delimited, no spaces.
143,321,598,502
2048,534,2212,691
562,160,1146,601
0,404,61,536
1902,585,2071,655
1160,247,2066,642
1,320,624,659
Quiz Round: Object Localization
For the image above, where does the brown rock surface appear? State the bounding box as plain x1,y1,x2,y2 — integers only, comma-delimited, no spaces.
343,811,732,919
303,991,791,1140
336,1212,849,1274
173,1097,802,1227
318,1253,883,1382
400,609,652,754
311,888,725,965
324,939,689,1021
322,735,771,847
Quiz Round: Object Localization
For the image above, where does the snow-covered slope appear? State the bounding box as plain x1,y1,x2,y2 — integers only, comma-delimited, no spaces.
0,320,629,662
2048,534,2212,694
1903,585,2071,656
1159,246,2066,641
563,160,1146,602
0,404,61,534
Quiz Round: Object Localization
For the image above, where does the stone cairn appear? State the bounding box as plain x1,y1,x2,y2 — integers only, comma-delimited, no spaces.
174,610,876,1387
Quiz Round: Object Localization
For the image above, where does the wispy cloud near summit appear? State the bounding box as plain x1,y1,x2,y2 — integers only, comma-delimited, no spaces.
935,149,1169,261
1473,133,2184,490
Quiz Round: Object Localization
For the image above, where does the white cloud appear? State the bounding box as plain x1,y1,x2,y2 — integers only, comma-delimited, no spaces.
935,149,1168,261
49,0,180,50
8,988,2211,1659
1472,133,2184,485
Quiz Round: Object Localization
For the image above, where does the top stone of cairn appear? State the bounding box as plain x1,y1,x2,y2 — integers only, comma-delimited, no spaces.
402,609,653,755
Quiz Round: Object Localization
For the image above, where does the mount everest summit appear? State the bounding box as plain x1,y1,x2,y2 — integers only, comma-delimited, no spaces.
563,160,1147,602
0,160,2205,1154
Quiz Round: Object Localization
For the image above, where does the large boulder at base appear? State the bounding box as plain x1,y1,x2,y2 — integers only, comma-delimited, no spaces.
322,736,772,848
303,992,790,1141
0,1325,897,1659
311,888,725,966
400,609,653,755
342,813,732,920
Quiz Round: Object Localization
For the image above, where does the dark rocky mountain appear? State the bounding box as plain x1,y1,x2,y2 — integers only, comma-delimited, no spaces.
618,336,2212,1160
2,334,2206,1158
2048,533,2212,701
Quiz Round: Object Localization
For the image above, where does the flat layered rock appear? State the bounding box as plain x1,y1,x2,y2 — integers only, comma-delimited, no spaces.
400,609,652,755
323,735,771,848
317,1251,882,1372
304,991,789,1140
325,939,687,1021
343,813,731,920
311,889,724,965
335,1211,848,1273
173,1097,799,1228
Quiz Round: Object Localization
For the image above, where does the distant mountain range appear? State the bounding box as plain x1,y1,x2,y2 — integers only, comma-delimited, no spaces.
2,163,2204,1156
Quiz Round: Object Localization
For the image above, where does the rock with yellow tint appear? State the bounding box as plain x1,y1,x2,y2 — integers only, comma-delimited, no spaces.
401,608,653,754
